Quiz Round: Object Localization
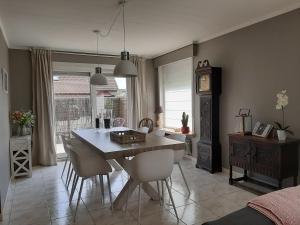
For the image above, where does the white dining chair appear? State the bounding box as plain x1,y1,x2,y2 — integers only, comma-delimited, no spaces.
138,126,149,134
67,139,113,219
167,134,190,195
61,135,74,188
153,129,166,137
123,149,179,225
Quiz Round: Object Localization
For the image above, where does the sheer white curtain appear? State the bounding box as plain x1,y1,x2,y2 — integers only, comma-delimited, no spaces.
126,56,147,129
31,49,56,166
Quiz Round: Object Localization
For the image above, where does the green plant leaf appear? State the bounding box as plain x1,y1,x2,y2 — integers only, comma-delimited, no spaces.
286,130,294,135
274,121,283,130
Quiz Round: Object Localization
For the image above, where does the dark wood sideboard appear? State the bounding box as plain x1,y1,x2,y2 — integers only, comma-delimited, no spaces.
229,134,299,189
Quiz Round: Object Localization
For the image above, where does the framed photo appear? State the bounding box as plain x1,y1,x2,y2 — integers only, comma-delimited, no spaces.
1,68,8,93
252,121,273,138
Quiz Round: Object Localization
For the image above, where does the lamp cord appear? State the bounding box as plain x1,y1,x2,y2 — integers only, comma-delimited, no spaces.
122,0,126,51
98,6,122,38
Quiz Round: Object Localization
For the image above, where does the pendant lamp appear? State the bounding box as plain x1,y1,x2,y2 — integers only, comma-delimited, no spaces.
113,0,137,77
90,30,108,85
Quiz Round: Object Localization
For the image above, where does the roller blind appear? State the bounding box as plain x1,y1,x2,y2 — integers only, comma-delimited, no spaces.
158,57,193,129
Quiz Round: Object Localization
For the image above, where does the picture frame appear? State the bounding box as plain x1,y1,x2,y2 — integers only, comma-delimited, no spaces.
252,121,273,138
1,68,8,93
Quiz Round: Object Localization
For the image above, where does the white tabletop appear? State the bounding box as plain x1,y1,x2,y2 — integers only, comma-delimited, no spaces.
72,127,185,160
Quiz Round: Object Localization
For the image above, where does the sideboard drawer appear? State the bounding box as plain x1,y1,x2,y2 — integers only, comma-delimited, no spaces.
229,139,251,170
251,143,280,178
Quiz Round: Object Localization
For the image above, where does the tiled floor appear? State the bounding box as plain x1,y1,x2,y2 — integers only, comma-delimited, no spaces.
1,157,257,225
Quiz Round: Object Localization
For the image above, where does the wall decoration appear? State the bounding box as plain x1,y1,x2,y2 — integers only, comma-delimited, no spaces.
1,68,8,93
252,121,273,138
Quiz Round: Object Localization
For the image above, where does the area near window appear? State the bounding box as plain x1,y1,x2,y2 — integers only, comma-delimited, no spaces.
52,62,128,157
158,57,193,131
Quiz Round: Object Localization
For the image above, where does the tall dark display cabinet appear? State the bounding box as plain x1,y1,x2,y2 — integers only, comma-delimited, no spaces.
195,60,222,173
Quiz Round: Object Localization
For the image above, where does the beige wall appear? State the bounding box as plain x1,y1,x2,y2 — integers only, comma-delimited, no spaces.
9,49,32,111
192,8,300,172
0,27,10,212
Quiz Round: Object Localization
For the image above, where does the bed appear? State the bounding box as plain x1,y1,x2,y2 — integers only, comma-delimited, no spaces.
203,206,274,225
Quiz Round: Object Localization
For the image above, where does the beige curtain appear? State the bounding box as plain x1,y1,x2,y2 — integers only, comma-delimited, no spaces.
31,49,56,166
127,56,148,129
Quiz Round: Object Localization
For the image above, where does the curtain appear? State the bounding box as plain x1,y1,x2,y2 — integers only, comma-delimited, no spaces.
31,49,57,166
126,56,148,129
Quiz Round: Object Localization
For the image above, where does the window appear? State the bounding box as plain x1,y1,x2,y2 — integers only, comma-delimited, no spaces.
158,57,193,130
52,62,129,157
91,77,127,126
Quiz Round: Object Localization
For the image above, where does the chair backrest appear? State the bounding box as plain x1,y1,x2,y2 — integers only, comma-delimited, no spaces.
61,135,72,155
68,140,112,177
138,118,154,133
167,134,186,163
153,129,166,137
138,127,149,134
129,150,174,182
167,133,186,142
112,117,126,127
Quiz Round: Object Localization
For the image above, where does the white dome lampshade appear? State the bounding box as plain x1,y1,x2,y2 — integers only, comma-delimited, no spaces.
90,67,108,85
113,51,138,77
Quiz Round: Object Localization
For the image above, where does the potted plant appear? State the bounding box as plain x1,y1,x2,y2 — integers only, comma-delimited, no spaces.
181,112,190,134
11,110,35,136
274,90,293,141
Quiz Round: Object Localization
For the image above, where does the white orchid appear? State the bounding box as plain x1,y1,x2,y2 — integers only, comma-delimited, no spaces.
276,90,288,109
274,90,293,135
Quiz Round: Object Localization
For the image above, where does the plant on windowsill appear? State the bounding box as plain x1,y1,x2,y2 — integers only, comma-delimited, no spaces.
274,90,293,142
181,112,190,134
11,110,35,136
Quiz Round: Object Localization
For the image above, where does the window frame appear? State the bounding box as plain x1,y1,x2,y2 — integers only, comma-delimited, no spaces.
158,57,194,132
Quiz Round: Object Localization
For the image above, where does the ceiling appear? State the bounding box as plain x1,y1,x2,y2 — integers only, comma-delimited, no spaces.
1,0,300,58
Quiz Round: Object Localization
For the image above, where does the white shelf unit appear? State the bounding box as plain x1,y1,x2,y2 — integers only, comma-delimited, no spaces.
10,135,32,178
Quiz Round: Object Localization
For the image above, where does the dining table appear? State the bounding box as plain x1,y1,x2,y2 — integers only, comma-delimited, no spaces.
72,127,185,210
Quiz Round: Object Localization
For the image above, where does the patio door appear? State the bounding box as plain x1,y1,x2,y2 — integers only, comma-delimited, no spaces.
53,72,92,157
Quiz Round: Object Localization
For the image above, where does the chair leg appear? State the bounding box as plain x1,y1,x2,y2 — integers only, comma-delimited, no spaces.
138,184,142,225
169,176,173,186
67,169,74,189
161,180,165,205
61,156,69,178
65,161,72,183
164,179,179,222
74,178,85,220
177,162,190,195
156,181,162,206
106,174,113,211
99,175,105,204
70,174,79,204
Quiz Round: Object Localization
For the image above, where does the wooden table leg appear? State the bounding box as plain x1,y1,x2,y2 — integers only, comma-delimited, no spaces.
113,177,139,210
108,159,123,171
141,183,160,201
113,158,160,210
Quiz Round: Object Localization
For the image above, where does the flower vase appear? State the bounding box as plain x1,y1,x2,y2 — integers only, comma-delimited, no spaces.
277,130,287,142
17,126,27,136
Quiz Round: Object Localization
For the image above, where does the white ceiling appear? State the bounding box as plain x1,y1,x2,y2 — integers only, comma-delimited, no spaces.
1,0,300,58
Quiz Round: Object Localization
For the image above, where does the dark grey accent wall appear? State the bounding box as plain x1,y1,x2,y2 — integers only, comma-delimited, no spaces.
0,27,10,213
193,8,300,174
153,44,197,68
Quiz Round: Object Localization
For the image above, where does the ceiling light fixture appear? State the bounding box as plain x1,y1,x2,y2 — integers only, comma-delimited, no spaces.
90,30,108,85
113,0,138,77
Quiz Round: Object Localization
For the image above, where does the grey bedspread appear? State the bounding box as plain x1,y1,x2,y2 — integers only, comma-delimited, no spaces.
202,207,274,225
